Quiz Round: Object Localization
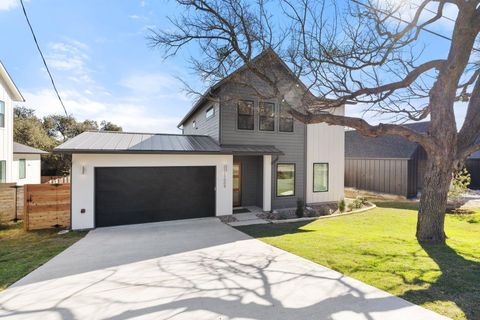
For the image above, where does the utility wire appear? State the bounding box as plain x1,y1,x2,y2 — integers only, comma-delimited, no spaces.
351,0,480,53
20,0,69,116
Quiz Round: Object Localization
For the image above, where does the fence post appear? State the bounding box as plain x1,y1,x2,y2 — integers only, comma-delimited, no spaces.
23,184,28,231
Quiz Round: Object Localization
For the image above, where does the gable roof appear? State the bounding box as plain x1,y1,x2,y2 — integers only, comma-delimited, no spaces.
177,48,312,128
54,131,283,155
13,142,48,154
345,122,429,159
0,61,24,102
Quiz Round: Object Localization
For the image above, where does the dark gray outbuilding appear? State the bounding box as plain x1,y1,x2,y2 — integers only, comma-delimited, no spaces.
466,150,480,189
345,122,429,198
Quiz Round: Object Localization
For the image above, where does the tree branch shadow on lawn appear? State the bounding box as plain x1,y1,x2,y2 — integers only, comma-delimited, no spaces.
399,243,480,320
235,220,314,238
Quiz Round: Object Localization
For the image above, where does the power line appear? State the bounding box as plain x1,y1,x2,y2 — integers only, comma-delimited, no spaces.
351,0,480,53
20,0,69,116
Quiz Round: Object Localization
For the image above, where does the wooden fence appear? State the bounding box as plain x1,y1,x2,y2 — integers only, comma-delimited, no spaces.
24,184,70,231
42,175,71,184
0,184,24,223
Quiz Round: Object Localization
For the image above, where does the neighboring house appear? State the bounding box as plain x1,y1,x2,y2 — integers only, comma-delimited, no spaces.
345,122,429,198
12,142,48,185
55,49,345,230
0,61,27,184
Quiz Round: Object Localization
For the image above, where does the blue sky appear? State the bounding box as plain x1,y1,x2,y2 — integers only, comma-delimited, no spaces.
0,0,465,133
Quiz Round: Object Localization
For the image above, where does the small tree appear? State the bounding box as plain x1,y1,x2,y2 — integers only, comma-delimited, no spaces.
448,168,471,201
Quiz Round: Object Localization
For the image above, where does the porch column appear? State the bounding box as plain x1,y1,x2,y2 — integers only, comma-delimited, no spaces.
263,155,272,212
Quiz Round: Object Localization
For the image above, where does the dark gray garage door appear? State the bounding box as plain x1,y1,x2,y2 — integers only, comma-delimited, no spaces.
95,166,216,227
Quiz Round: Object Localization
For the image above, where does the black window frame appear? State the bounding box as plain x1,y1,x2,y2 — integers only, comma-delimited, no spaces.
205,105,215,119
276,163,296,197
0,100,4,128
237,100,255,130
313,163,329,193
259,101,275,132
279,100,294,132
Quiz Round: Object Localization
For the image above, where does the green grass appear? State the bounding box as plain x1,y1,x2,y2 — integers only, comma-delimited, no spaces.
237,201,480,320
0,222,86,291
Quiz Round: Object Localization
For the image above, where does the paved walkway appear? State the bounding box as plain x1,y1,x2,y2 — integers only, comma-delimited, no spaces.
0,218,447,320
229,211,269,226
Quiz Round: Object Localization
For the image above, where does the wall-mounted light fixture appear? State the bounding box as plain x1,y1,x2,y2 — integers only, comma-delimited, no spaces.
81,165,86,175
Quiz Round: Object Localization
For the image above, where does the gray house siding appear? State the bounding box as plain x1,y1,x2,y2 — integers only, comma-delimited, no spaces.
218,77,307,208
183,100,220,142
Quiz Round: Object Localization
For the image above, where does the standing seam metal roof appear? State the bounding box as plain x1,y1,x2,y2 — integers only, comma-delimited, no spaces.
54,131,282,155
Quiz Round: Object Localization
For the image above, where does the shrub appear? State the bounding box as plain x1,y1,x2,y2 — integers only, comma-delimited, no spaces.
338,199,346,213
296,199,304,218
347,202,355,211
449,168,471,201
356,196,368,206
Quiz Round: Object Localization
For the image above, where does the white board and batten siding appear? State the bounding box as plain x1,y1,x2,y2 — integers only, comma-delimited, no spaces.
12,154,42,185
0,78,14,183
305,106,345,204
71,153,233,230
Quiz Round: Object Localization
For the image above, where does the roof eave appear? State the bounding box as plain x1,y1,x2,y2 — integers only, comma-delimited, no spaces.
0,61,24,102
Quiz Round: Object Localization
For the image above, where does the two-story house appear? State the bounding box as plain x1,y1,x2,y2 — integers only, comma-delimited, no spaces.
0,62,47,185
56,49,345,230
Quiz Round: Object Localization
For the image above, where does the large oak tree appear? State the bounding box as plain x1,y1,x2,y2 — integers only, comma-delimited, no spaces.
150,0,480,243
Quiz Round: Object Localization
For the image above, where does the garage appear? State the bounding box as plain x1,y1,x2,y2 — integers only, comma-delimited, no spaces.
95,166,216,227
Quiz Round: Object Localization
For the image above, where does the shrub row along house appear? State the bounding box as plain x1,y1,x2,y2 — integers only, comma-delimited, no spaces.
0,62,46,185
55,49,345,230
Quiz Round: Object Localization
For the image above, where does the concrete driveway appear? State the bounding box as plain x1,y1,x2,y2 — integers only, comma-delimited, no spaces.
0,218,446,320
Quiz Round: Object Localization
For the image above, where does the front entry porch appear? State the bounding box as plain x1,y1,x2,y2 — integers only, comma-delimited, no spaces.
232,155,272,212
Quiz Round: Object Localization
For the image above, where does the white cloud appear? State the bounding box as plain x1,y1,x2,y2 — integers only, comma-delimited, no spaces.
0,0,19,11
119,73,189,100
22,88,182,133
46,40,93,84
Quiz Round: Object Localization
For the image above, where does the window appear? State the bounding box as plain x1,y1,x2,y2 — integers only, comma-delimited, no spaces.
0,101,5,128
192,120,197,129
0,160,5,183
279,100,294,132
19,159,26,179
276,164,295,197
237,100,254,130
259,102,275,131
205,106,215,119
313,163,328,192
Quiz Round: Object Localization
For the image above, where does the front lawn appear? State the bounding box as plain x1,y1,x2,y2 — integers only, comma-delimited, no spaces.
237,202,480,320
0,222,86,291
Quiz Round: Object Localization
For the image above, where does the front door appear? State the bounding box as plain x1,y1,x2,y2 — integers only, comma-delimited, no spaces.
233,161,241,207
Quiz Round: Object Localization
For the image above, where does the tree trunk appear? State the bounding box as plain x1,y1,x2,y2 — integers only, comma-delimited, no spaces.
416,157,453,243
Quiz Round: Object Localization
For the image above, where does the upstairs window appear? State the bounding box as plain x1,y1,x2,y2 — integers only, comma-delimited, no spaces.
205,106,215,119
259,102,275,131
313,163,328,192
237,100,254,130
279,100,294,132
19,159,26,179
0,101,4,128
192,120,197,129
